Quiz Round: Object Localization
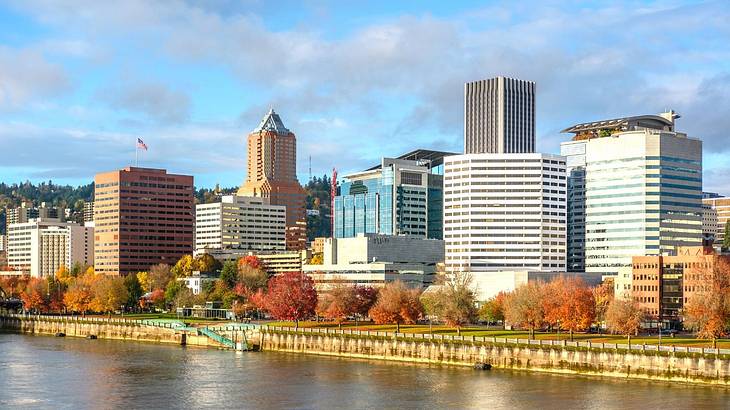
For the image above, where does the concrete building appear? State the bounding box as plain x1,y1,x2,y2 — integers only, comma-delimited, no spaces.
464,76,535,154
311,237,326,254
703,196,730,246
302,234,444,290
0,235,7,268
5,202,62,226
6,219,93,277
443,153,567,274
334,149,452,240
631,246,725,327
83,201,95,223
94,167,194,276
237,109,307,251
561,111,702,275
195,195,286,254
470,270,603,302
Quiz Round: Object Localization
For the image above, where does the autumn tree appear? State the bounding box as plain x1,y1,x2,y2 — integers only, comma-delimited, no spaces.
420,273,476,335
123,274,144,309
368,281,424,332
479,292,507,326
683,256,730,348
504,282,545,339
148,263,174,291
136,271,151,293
238,255,263,271
20,277,49,313
195,253,221,273
317,283,357,328
353,286,378,318
260,272,318,329
64,271,97,314
171,255,196,277
605,299,645,345
237,262,268,292
593,281,614,327
91,276,128,313
548,277,596,341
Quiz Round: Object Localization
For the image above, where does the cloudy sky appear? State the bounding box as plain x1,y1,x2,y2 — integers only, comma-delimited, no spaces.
0,0,728,192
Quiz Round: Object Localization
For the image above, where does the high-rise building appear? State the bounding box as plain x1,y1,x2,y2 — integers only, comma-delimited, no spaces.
237,109,307,250
83,201,95,223
94,167,194,276
6,219,93,277
561,111,702,275
195,195,286,253
5,202,62,226
702,196,730,246
443,153,567,274
333,149,452,240
464,76,535,154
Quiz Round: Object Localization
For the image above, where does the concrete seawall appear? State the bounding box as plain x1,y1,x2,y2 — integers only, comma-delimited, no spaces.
260,328,730,386
0,316,223,348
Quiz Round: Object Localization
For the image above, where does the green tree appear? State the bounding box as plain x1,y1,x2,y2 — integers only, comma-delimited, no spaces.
123,274,144,308
219,260,238,288
723,220,730,251
164,280,184,306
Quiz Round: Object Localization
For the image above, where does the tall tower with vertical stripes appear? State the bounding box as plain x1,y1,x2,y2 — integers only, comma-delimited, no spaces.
464,76,535,154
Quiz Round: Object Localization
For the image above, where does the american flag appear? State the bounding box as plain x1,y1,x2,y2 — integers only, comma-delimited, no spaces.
137,138,148,151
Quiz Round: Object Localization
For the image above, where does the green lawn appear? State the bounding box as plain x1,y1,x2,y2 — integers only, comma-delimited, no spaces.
263,321,730,348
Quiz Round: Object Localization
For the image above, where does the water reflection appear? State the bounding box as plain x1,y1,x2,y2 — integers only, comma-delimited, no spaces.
0,333,727,409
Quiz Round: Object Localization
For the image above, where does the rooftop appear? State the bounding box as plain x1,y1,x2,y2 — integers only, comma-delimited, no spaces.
253,108,291,135
562,111,679,140
365,148,458,171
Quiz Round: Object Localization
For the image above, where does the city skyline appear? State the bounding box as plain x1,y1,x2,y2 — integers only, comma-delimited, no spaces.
0,1,729,194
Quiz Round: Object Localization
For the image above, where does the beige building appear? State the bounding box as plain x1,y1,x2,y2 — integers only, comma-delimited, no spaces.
703,196,730,245
303,234,444,290
6,219,93,277
238,109,307,251
195,195,286,253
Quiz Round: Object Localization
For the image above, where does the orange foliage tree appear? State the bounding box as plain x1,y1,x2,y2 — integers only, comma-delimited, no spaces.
683,256,730,348
504,281,545,339
478,291,507,327
90,276,128,313
605,299,644,345
20,277,49,313
368,281,423,332
549,277,596,341
317,282,357,328
64,271,97,314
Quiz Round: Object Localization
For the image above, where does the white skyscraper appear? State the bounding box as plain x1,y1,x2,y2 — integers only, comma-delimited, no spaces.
443,153,567,274
561,112,702,275
464,76,535,154
195,195,286,253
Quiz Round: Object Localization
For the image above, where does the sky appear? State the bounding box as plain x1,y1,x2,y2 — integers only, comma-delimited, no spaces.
0,0,728,193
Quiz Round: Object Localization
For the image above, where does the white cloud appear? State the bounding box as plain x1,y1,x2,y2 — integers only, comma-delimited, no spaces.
0,46,70,110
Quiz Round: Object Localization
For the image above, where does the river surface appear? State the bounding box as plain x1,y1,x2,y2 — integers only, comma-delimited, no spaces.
0,333,728,409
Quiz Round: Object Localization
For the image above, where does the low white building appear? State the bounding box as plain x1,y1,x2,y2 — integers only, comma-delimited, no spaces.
195,195,286,253
6,219,94,277
303,234,444,290
178,271,216,295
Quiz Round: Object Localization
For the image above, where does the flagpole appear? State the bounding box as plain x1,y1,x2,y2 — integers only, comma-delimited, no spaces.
135,143,138,167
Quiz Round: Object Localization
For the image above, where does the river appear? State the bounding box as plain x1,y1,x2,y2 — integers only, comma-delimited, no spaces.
0,333,727,409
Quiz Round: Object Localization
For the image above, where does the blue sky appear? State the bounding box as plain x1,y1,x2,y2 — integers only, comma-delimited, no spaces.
0,1,729,193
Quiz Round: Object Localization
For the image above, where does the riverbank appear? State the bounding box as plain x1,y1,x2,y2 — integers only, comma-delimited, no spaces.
4,315,730,386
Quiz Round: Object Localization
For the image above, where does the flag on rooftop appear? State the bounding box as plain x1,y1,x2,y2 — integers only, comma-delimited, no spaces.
137,138,148,151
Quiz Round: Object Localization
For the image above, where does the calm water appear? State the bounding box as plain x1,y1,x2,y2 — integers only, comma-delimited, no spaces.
0,333,728,409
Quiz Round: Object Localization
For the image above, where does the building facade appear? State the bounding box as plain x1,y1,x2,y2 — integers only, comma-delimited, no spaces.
333,150,450,240
195,195,286,253
631,246,724,326
702,196,730,246
561,112,703,275
6,219,93,277
464,76,535,154
303,234,444,290
83,201,95,223
237,109,307,251
443,153,567,274
94,167,194,276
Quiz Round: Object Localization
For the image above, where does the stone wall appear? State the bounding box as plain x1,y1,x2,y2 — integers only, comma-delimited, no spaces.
0,316,222,348
260,329,730,386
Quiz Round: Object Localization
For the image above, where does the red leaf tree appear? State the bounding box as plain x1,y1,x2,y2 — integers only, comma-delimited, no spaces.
20,278,49,313
353,286,378,317
368,281,423,332
261,272,317,329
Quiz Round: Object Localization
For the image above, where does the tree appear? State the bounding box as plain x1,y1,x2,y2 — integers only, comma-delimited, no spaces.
171,255,196,277
593,281,614,327
64,271,97,314
148,263,173,291
219,260,238,289
148,288,166,309
309,253,324,265
605,299,644,345
20,278,49,313
353,286,378,318
683,256,730,348
91,276,128,313
723,220,730,251
549,277,595,341
368,281,424,332
195,253,221,273
55,265,73,287
123,274,144,309
164,280,185,307
504,282,545,339
260,272,318,329
479,292,507,326
237,263,268,292
420,273,477,335
238,255,263,271
136,271,151,293
317,283,357,328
